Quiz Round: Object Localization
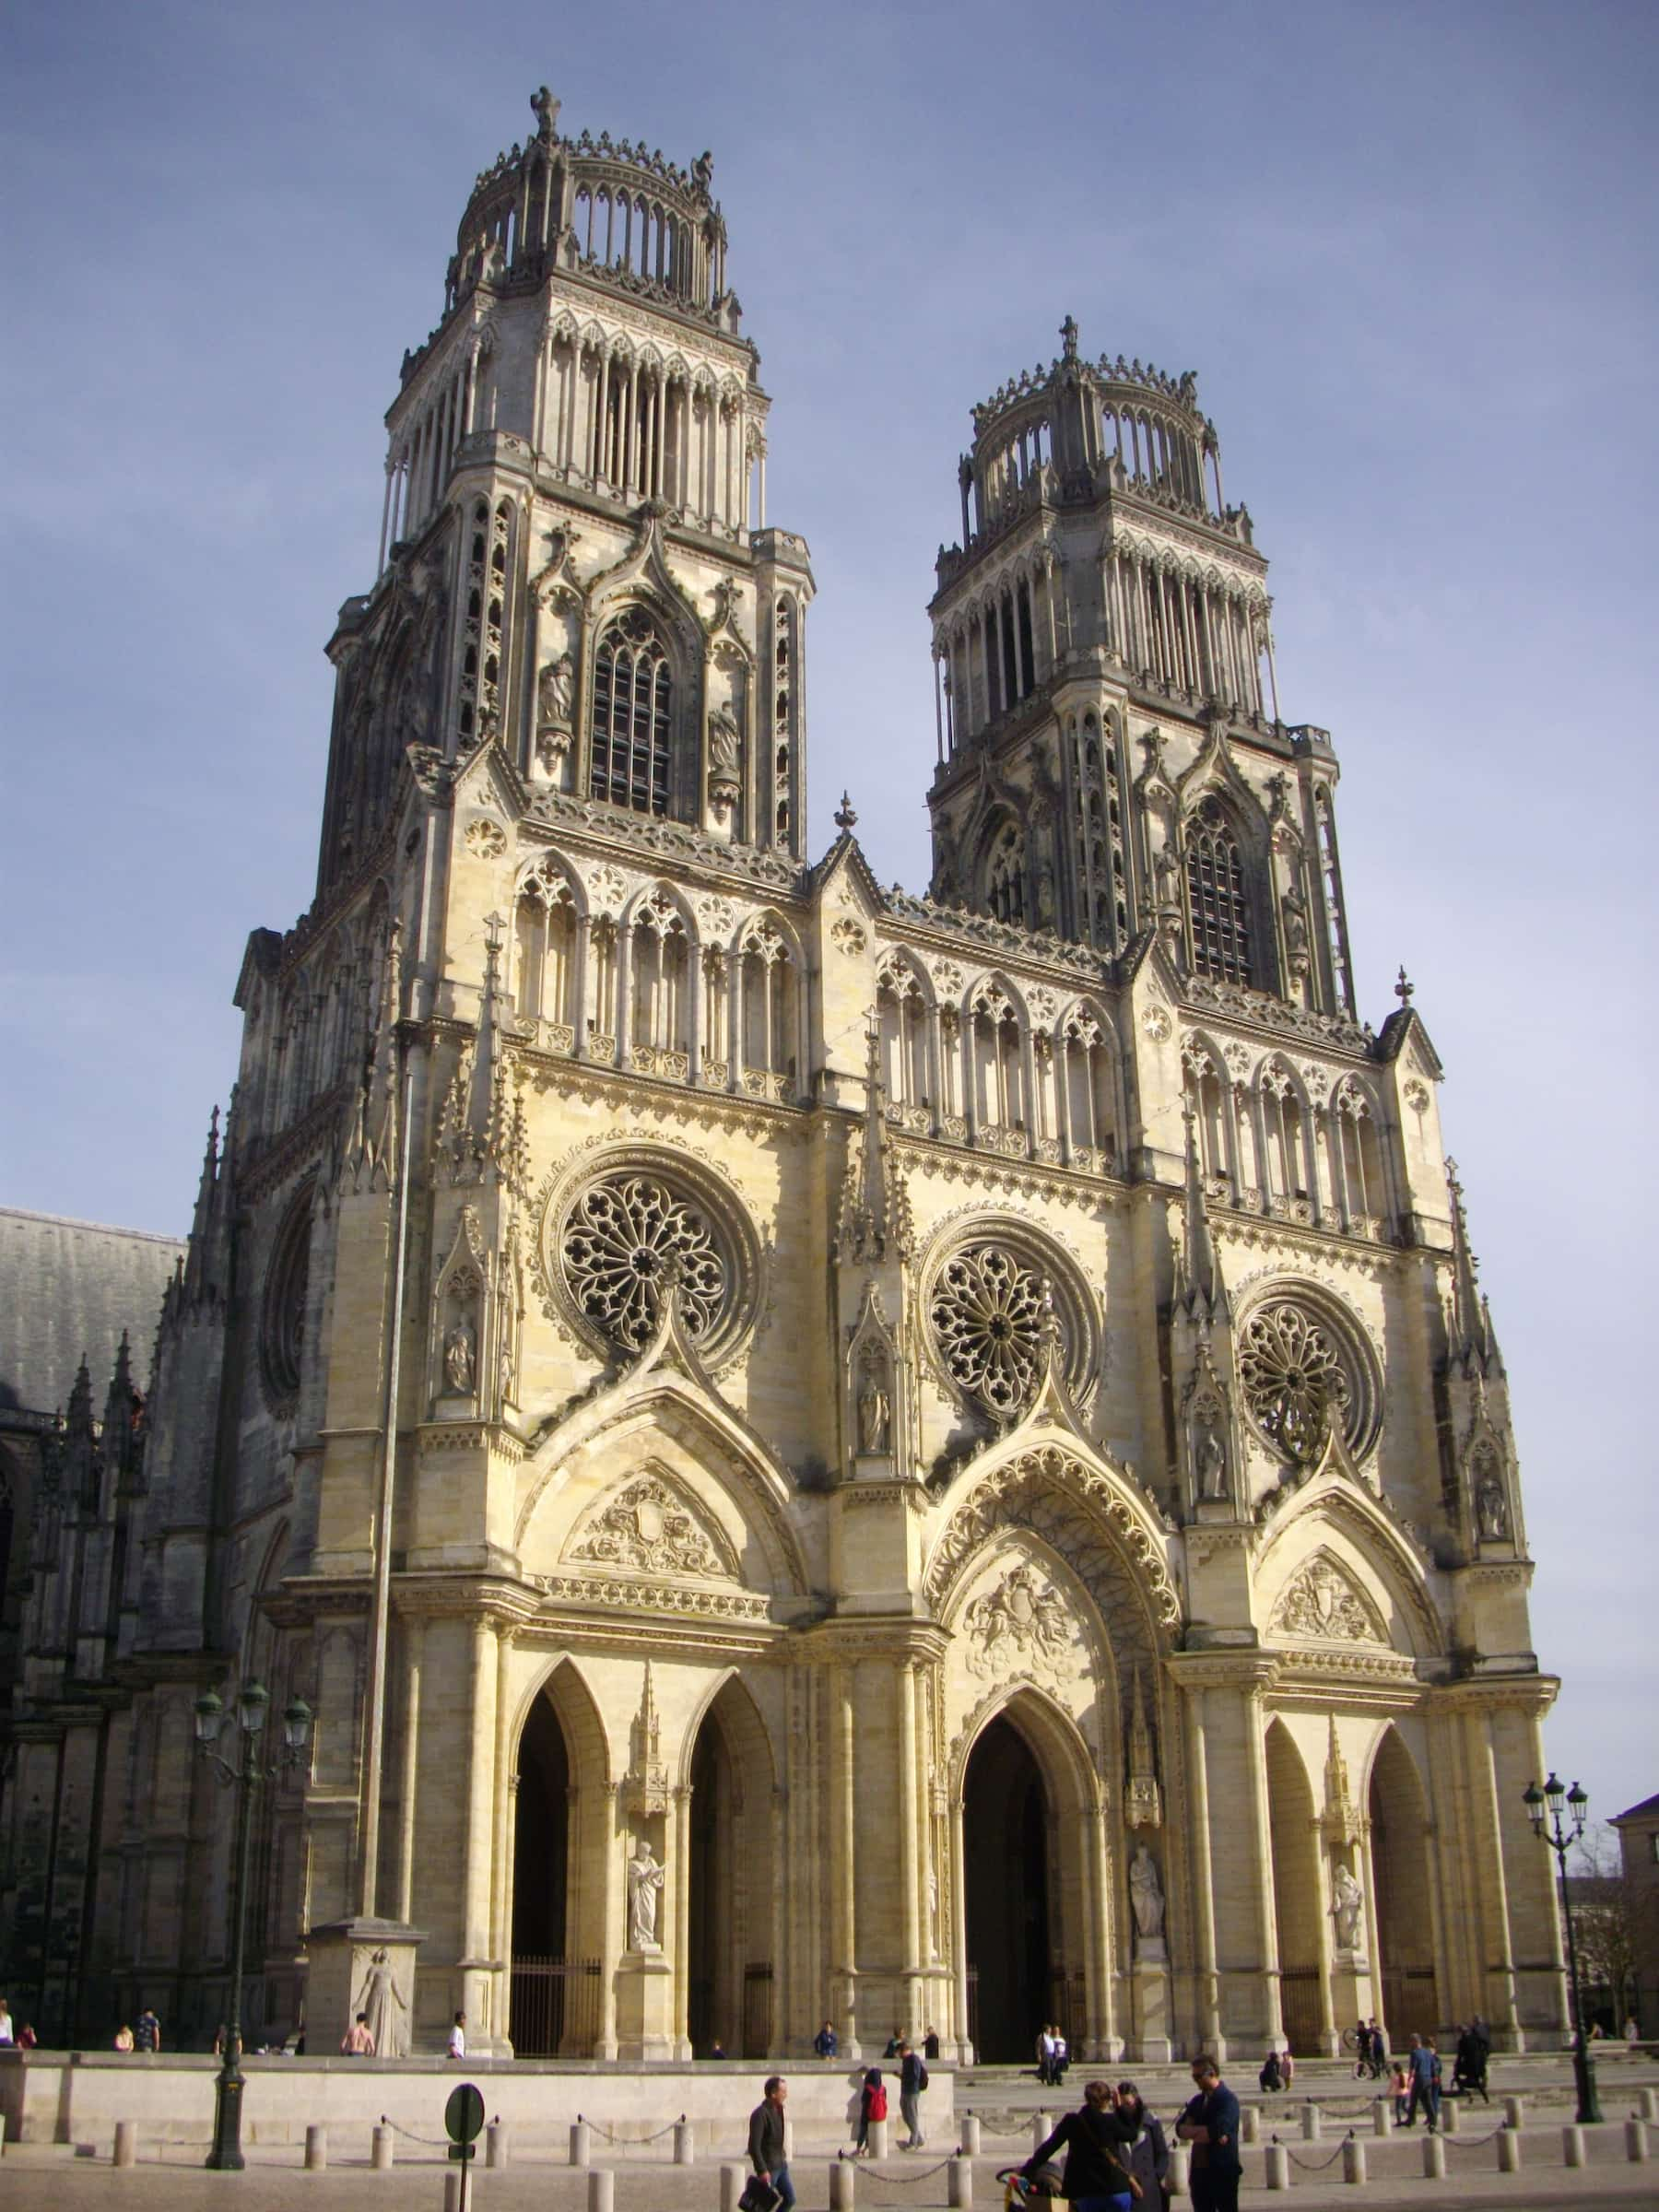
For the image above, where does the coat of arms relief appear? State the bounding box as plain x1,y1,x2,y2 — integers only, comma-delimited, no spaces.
1268,1550,1385,1643
962,1558,1088,1687
564,1470,739,1582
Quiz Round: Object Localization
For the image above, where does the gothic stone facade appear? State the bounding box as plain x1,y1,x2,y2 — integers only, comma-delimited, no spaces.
0,88,1567,2065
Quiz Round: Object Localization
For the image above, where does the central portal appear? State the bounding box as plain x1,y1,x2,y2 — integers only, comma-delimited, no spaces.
963,1713,1052,2062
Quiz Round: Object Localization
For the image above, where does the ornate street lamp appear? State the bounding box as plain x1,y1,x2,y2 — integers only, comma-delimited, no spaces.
1524,1770,1601,2124
194,1681,313,2171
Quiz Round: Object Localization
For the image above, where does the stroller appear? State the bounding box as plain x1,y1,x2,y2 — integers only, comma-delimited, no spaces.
999,2168,1065,2206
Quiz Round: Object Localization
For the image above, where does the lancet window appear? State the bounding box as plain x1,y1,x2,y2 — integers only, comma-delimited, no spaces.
1333,1084,1384,1230
739,921,795,1091
771,594,795,847
1185,800,1253,984
1315,787,1353,1015
971,984,1024,1132
877,958,929,1114
986,822,1026,924
1183,1044,1230,1188
590,607,672,816
1261,1066,1309,1208
1062,1008,1117,1166
629,892,690,1061
514,868,579,1030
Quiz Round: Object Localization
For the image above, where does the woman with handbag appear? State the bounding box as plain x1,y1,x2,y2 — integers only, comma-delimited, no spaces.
1021,2079,1143,2212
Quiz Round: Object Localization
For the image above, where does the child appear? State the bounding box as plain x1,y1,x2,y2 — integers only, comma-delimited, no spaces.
854,2067,887,2156
1391,2062,1409,2126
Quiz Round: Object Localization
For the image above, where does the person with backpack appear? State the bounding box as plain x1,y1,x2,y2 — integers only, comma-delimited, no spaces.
135,2006,161,2053
899,2040,928,2147
853,2066,886,2156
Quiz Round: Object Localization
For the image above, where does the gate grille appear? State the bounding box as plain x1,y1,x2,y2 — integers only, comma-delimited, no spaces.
509,1956,601,2056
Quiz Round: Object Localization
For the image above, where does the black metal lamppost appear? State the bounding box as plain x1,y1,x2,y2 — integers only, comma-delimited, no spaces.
194,1680,313,2171
1523,1771,1601,2124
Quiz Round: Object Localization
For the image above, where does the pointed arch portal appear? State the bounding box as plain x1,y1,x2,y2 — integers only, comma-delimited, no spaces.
508,1665,607,2054
1370,1729,1440,2041
687,1677,775,2058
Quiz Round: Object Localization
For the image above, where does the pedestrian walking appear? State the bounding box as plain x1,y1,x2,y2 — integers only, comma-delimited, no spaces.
899,2039,928,2147
1023,2079,1143,2211
1177,2056,1241,2212
447,2011,466,2058
1052,2029,1070,2087
1117,2080,1170,2212
135,2006,161,2053
1280,2047,1295,2089
1389,2062,1408,2126
853,2067,886,2156
746,2075,794,2211
1404,2033,1441,2130
1036,2022,1056,2084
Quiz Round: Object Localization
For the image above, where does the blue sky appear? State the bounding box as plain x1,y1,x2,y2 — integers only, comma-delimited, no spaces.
3,0,1655,1818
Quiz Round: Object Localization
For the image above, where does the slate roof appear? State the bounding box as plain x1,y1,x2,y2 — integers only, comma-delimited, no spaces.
1612,1793,1659,1825
0,1207,184,1417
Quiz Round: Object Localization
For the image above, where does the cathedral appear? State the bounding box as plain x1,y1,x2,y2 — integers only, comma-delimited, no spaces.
0,86,1568,2067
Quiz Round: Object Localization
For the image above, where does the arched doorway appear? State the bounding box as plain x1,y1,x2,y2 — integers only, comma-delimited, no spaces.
687,1677,774,2058
511,1691,571,2053
1369,1728,1439,2042
1265,1722,1326,2053
963,1714,1053,2062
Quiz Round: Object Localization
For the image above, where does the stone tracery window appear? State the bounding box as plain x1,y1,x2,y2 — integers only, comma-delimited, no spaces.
561,1171,726,1350
1185,799,1253,984
590,606,672,816
259,1182,314,1413
1238,1292,1375,1464
930,1243,1048,1421
985,823,1026,924
516,865,579,1028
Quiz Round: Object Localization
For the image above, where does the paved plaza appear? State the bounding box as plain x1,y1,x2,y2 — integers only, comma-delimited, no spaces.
6,2056,1656,2212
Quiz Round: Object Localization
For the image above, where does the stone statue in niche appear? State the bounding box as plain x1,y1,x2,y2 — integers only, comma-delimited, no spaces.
538,651,574,727
1281,888,1311,971
1153,840,1182,912
627,1836,665,1950
856,1354,891,1457
1035,852,1057,928
1129,1841,1166,1955
1195,1422,1229,1501
708,704,743,810
443,1315,477,1394
1476,1471,1510,1540
1330,1862,1365,1953
355,1946,409,2057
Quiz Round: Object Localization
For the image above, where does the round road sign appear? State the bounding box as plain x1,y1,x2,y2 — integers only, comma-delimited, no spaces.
445,2082,486,2145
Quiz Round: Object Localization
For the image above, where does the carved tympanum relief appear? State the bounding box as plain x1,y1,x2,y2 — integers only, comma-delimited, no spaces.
1269,1551,1385,1644
564,1470,738,1582
963,1559,1084,1686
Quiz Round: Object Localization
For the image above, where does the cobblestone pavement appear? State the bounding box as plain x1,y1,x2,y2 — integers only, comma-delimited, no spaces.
4,2136,1657,2210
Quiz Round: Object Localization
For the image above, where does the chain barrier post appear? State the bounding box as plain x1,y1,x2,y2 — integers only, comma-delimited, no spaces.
371,2124,394,2171
1562,2123,1585,2168
112,2121,136,2169
947,2153,972,2206
1301,2101,1322,2141
1496,2127,1522,2173
1441,2096,1459,2134
304,2123,327,2170
1170,2142,1191,2194
1627,2117,1650,2162
869,2117,889,2159
1502,2095,1524,2130
571,2117,590,2167
1341,2135,1364,2184
1640,2088,1656,2123
960,2112,981,2155
443,2175,460,2212
1031,2112,1052,2156
587,2171,614,2212
830,2153,856,2207
487,2120,509,2168
675,2117,694,2165
1265,2141,1288,2190
1241,2105,1260,2144
720,2159,746,2209
1423,2133,1445,2179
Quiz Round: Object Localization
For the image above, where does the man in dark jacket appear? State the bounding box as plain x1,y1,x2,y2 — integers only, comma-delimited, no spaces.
813,2019,839,2059
1177,2057,1241,2212
899,2041,927,2147
747,2076,794,2210
1022,2080,1141,2210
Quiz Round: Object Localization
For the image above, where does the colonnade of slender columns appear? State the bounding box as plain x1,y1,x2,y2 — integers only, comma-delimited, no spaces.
535,340,748,530
1105,547,1269,714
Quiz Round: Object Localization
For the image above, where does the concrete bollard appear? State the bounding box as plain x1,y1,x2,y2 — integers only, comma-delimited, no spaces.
1423,2134,1445,2179
720,2160,747,2210
1301,2100,1323,2141
674,2118,695,2166
1342,2136,1365,2184
1563,2124,1586,2168
1265,2142,1289,2191
1241,2104,1260,2144
1496,2126,1522,2173
304,2123,327,2171
371,2124,394,2171
1628,2118,1651,2162
1032,2111,1053,2156
830,2155,856,2208
487,2119,509,2168
959,2112,981,2155
947,2154,972,2207
1502,2094,1525,2131
587,2171,615,2212
113,2121,137,2169
1441,2095,1460,2135
443,2176,461,2212
1640,2088,1657,2124
571,2118,591,2167
1372,2099,1391,2137
1170,2142,1192,2195
868,2117,889,2159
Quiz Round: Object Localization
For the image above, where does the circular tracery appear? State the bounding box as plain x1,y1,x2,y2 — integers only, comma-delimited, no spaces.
924,1225,1097,1426
546,1149,759,1366
1238,1292,1375,1464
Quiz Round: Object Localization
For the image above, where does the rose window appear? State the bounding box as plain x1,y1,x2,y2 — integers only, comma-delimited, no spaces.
1239,1296,1371,1464
561,1172,727,1351
930,1243,1050,1420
